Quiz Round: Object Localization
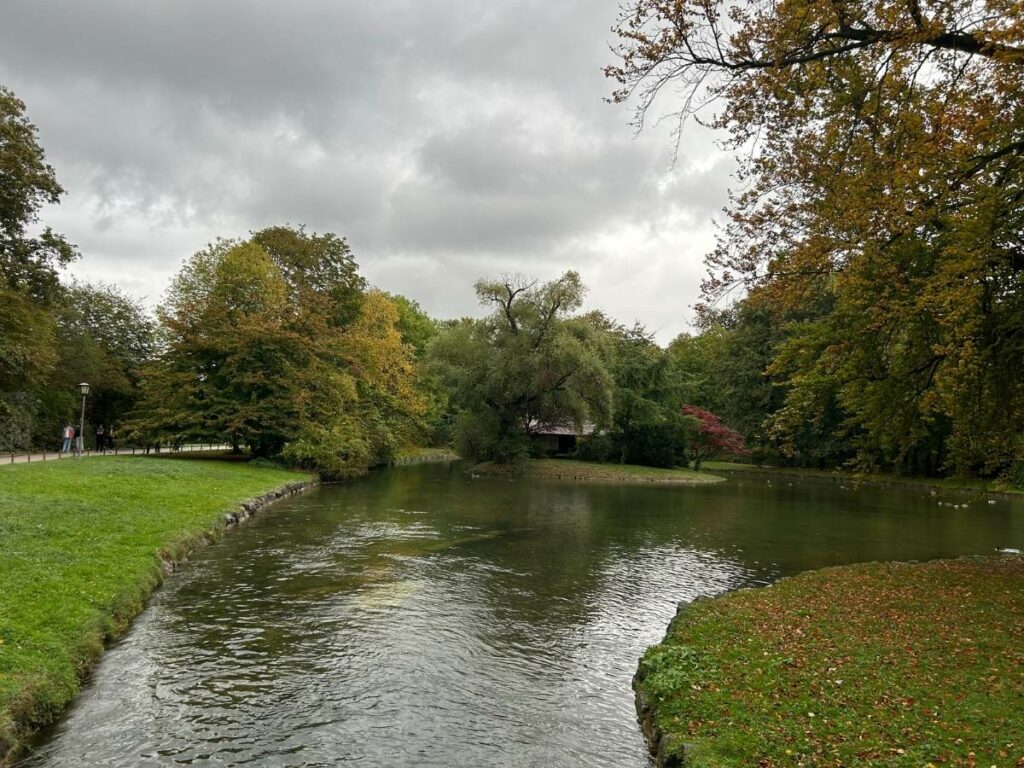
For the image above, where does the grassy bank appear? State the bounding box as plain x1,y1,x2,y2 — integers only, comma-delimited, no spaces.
393,446,460,464
704,461,1023,496
635,556,1024,767
0,456,310,763
472,458,724,485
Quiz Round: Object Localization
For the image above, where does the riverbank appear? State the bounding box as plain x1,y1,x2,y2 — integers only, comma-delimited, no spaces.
472,458,724,484
392,446,460,465
0,456,313,765
704,461,1023,496
634,555,1024,767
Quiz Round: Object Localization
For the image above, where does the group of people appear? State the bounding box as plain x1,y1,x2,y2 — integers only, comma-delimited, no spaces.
60,423,116,454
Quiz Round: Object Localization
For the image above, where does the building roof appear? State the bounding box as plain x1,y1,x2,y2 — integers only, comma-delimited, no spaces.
528,421,595,437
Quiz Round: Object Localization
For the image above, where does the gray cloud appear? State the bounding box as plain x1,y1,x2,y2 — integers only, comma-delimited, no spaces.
1,0,733,342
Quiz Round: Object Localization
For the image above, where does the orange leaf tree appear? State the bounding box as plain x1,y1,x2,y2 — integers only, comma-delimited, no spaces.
610,1,1024,475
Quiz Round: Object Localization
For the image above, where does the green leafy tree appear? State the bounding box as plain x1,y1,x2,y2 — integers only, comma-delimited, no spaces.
429,272,613,463
605,322,685,467
0,85,77,303
250,225,365,328
32,282,156,447
386,293,439,357
666,329,727,415
133,241,308,455
0,86,78,450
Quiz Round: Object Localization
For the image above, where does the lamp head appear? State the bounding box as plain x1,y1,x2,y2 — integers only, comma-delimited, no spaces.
79,382,90,396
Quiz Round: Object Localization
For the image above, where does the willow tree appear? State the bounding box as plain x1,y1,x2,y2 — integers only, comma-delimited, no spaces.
610,1,1024,474
428,272,613,463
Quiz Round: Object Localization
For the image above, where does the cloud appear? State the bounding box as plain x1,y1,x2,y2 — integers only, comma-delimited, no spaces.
0,0,733,343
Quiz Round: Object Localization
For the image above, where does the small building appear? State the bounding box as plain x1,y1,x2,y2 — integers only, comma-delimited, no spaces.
530,422,595,456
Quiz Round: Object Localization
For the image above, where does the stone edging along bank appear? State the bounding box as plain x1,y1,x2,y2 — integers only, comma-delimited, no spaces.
633,597,705,768
1,478,316,768
160,480,314,574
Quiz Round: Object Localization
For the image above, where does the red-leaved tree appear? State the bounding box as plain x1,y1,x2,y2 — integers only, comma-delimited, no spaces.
680,404,748,470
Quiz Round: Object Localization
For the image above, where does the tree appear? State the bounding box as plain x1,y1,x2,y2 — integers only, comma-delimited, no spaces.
32,282,156,447
605,322,686,467
680,404,749,470
250,225,365,329
132,241,308,455
386,293,439,357
666,328,727,415
0,86,78,451
132,231,426,477
1,86,77,303
609,1,1024,476
428,272,614,463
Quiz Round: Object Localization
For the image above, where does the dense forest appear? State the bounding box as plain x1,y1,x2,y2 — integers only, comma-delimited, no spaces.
3,0,1023,486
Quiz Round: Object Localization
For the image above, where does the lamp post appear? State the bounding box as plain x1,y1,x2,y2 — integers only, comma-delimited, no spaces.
78,382,90,459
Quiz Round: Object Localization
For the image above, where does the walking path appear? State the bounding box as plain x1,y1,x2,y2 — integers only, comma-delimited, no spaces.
3,444,232,466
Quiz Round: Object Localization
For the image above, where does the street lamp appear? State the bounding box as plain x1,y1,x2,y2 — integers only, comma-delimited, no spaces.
78,382,90,458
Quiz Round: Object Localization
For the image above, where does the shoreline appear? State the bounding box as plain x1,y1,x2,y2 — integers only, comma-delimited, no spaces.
0,462,316,767
633,555,1024,767
704,461,1023,496
471,459,724,485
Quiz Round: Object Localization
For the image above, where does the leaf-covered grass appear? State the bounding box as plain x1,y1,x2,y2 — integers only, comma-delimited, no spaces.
0,456,309,761
472,458,724,484
702,461,1023,495
636,556,1024,767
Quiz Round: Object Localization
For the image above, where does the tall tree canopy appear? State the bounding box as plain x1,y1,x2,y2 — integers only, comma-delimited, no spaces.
0,86,76,303
610,1,1024,474
0,85,80,450
428,272,613,462
131,228,425,476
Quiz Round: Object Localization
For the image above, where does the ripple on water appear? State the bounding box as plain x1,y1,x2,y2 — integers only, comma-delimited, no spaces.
18,465,1024,767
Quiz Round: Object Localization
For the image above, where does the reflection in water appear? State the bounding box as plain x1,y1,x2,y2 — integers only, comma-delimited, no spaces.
20,464,1024,767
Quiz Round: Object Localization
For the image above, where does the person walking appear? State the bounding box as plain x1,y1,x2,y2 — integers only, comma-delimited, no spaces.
72,425,82,457
61,424,74,453
96,424,106,454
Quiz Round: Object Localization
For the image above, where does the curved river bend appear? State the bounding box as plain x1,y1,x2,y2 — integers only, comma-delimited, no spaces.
20,464,1024,767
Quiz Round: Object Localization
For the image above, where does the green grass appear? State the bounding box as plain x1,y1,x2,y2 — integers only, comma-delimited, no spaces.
0,455,309,761
635,556,1024,767
702,461,1023,495
472,458,724,484
393,446,460,463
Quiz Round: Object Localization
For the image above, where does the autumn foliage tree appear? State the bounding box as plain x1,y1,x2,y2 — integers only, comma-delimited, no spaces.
681,404,749,470
610,1,1024,476
130,228,425,477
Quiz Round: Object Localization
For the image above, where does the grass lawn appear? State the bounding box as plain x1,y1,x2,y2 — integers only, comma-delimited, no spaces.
635,556,1024,767
472,458,724,484
394,446,460,463
0,455,309,762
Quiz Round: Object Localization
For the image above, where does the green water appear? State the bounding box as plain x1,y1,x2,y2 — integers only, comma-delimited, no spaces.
20,463,1024,767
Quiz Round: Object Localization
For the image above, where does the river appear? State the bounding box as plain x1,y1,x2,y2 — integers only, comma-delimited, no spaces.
19,463,1024,767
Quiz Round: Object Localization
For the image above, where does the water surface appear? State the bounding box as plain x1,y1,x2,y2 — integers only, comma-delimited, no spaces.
21,464,1024,767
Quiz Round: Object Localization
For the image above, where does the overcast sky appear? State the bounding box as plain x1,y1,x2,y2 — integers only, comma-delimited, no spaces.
0,1,732,343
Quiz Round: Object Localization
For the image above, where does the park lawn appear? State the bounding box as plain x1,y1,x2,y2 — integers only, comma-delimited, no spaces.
394,446,460,463
0,455,310,761
473,458,724,484
635,556,1024,767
